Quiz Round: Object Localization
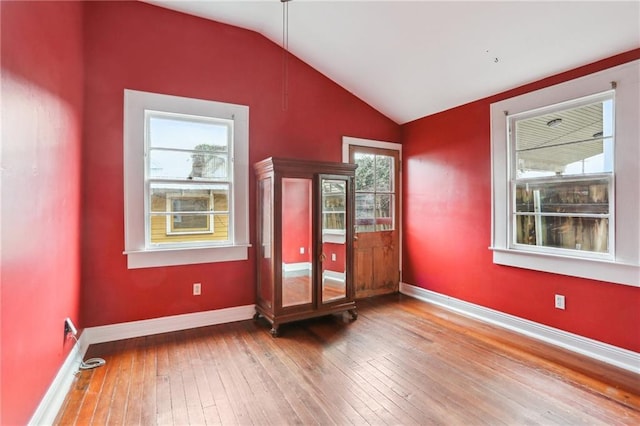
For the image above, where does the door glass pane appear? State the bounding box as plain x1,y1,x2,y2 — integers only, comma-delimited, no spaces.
322,178,347,303
375,155,393,192
282,178,313,307
375,194,393,231
353,152,396,233
355,193,375,232
354,153,375,191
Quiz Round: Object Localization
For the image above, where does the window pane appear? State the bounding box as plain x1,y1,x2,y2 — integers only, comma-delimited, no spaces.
148,184,230,244
375,194,393,231
511,94,613,257
322,180,346,231
375,155,393,192
150,213,229,244
515,179,609,214
149,149,228,180
355,193,374,231
354,153,375,191
149,184,229,213
516,215,608,253
171,197,209,213
148,114,229,151
515,98,613,178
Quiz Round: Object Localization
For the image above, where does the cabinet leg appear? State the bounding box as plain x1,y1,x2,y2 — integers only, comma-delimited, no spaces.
253,311,261,321
348,309,358,320
270,325,279,337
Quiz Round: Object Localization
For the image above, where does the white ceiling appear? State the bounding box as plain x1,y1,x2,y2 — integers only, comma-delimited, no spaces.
144,0,640,124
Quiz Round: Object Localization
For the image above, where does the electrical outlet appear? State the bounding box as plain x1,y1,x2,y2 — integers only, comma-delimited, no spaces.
331,253,337,261
300,247,305,254
554,294,565,310
193,283,201,296
64,317,78,336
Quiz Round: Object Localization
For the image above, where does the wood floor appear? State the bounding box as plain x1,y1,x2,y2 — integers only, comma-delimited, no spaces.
55,294,640,425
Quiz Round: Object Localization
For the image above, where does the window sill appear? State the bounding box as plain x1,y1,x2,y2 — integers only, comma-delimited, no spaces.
490,247,639,287
124,244,250,269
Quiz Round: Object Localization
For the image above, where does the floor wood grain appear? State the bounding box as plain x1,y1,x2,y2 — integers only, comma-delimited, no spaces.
55,294,640,425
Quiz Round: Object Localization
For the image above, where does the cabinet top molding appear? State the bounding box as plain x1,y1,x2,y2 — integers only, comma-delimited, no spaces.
254,157,357,176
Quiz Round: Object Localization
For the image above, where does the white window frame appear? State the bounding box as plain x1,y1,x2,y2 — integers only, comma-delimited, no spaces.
124,90,250,269
508,91,615,260
490,60,639,287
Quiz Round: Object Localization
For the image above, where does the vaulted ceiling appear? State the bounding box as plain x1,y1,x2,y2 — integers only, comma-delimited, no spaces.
145,1,640,124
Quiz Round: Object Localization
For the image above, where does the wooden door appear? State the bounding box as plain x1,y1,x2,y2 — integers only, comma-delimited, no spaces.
349,146,400,298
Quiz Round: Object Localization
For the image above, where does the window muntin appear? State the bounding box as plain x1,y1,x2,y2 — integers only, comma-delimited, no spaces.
508,93,614,257
354,152,395,232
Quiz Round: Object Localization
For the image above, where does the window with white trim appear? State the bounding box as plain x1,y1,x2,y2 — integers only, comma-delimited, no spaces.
490,60,639,286
124,90,250,269
509,92,614,258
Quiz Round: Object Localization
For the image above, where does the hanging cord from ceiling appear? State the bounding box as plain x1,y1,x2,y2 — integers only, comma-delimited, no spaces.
282,0,291,111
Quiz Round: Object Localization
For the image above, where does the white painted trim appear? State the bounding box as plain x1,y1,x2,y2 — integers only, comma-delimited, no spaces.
31,305,255,423
400,282,640,374
83,304,256,345
490,60,640,286
29,335,89,426
282,262,311,273
323,270,346,283
342,136,402,154
123,89,250,269
342,136,403,280
322,231,346,244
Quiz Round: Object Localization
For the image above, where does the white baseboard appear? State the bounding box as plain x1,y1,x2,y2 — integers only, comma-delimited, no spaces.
323,270,345,283
30,304,255,424
28,334,89,426
283,262,311,273
83,304,256,345
400,282,640,374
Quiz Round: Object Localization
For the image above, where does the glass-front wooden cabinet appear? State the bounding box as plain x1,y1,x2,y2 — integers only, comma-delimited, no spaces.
254,157,358,336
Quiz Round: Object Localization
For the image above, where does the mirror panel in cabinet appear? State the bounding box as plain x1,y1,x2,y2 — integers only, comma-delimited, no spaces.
281,178,313,307
321,178,347,303
258,178,273,307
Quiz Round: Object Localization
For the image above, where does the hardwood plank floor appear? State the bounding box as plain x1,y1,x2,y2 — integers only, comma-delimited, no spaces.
55,294,640,425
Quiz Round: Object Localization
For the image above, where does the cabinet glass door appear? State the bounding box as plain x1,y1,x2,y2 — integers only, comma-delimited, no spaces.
281,178,313,307
321,178,348,303
258,178,273,307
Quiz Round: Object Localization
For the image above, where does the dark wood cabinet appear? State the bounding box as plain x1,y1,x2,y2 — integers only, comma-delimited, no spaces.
254,157,358,336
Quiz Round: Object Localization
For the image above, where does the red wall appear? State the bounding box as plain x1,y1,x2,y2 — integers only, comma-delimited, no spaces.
323,242,346,273
81,1,400,327
401,49,640,352
1,2,84,424
282,179,312,264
